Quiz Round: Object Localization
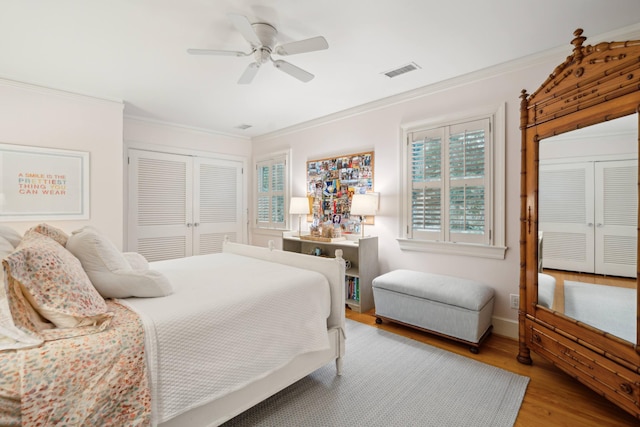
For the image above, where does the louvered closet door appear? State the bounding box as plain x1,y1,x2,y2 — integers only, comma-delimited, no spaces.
539,162,595,273
128,150,193,261
193,157,244,254
594,160,637,278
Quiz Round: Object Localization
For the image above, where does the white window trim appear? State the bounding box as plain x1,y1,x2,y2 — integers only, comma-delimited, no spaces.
397,103,507,259
254,149,291,231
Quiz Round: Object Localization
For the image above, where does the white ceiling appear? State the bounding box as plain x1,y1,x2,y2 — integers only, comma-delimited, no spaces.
3,1,640,139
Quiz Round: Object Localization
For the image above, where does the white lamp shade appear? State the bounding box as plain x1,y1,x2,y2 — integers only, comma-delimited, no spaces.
289,197,310,215
350,193,379,216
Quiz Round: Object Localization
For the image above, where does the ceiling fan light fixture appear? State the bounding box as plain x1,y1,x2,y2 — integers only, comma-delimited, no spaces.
188,13,328,84
255,48,271,64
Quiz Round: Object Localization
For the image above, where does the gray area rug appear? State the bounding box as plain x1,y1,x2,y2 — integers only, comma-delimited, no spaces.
223,319,529,426
564,280,636,343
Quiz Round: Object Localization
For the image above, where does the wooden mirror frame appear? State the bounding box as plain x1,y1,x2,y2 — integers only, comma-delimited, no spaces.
518,29,640,419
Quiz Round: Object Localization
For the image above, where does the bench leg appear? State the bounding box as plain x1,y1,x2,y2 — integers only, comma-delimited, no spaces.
373,314,492,355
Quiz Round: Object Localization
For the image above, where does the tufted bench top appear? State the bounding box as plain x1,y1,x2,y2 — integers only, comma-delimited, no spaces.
372,269,494,311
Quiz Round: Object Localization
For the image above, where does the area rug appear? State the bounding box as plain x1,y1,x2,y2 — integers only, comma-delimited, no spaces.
564,281,636,343
223,319,529,426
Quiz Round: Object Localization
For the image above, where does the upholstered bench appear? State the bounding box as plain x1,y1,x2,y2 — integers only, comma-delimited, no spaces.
372,269,495,353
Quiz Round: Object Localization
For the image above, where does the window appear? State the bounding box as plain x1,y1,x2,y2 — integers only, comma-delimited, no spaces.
399,105,506,259
255,153,289,229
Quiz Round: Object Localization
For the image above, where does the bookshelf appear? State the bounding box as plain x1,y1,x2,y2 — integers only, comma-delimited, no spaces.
282,232,378,313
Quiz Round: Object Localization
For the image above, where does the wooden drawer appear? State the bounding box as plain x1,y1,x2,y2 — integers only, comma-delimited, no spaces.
526,320,640,416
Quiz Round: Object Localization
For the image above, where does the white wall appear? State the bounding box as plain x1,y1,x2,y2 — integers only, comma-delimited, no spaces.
540,115,637,161
124,117,252,158
0,82,254,250
0,79,125,246
251,55,569,338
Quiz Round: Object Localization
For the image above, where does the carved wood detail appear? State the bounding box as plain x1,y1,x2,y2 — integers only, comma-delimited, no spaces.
518,28,640,420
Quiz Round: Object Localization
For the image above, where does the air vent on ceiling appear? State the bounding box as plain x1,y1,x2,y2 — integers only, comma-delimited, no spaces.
382,62,421,78
236,124,252,130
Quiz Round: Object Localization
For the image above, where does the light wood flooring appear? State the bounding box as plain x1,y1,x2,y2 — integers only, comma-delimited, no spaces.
346,308,639,426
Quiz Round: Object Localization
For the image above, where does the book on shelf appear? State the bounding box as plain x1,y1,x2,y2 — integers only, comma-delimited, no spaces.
346,276,359,302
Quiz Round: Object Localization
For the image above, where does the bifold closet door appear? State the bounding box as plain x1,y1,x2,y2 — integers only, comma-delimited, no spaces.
594,160,637,278
540,159,637,278
539,162,595,273
128,149,245,262
193,157,244,255
128,149,194,261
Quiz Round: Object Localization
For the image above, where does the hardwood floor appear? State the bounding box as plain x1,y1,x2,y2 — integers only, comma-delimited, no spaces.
346,308,638,426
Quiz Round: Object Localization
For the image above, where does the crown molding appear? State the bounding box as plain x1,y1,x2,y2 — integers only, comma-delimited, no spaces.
253,23,640,143
124,114,251,141
0,77,123,108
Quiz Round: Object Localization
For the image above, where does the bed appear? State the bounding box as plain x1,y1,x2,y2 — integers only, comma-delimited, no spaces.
0,224,346,426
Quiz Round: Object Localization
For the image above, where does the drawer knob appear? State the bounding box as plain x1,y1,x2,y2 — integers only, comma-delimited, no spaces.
532,333,541,343
620,382,634,395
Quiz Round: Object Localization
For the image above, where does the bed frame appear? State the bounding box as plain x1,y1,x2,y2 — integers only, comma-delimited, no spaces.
158,240,346,427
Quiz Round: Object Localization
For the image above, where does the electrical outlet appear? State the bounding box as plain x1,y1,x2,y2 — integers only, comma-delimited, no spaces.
509,294,520,310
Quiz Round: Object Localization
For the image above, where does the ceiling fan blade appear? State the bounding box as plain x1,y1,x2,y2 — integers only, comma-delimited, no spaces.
227,13,261,47
186,48,250,57
238,62,260,84
272,60,314,82
275,36,328,56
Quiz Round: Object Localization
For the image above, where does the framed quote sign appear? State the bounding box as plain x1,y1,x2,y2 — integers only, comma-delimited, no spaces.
306,151,374,227
0,144,90,221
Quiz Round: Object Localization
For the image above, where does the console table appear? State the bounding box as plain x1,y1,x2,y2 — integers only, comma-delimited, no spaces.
282,233,378,313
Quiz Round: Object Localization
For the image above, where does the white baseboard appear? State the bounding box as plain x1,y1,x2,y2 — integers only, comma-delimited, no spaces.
491,315,518,340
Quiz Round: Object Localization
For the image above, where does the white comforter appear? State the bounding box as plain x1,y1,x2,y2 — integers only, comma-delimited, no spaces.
121,252,331,425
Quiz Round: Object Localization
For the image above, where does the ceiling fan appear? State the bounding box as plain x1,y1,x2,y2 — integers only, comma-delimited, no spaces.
187,13,328,84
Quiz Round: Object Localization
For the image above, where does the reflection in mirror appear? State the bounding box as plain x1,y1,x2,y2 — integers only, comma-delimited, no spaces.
538,114,637,343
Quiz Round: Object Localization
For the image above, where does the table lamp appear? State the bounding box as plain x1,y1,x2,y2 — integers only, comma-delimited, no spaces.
350,193,379,238
290,197,310,237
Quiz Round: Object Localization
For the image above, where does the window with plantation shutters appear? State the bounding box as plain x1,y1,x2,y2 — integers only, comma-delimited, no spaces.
400,107,506,259
256,154,288,229
447,121,489,244
410,128,443,240
408,119,490,245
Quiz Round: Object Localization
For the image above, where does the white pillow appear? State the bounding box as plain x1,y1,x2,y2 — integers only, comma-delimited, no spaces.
0,236,14,259
538,273,556,309
0,225,22,248
123,252,149,270
66,227,173,298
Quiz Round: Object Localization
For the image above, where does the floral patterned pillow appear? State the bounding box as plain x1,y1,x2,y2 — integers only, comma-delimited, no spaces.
0,236,43,350
3,230,112,335
30,223,69,246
